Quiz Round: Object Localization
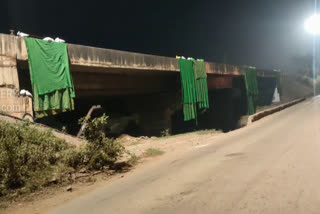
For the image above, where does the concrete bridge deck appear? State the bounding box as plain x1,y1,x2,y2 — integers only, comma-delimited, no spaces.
0,33,276,78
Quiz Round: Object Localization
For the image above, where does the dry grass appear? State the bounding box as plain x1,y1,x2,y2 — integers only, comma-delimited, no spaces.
143,148,165,157
195,129,223,135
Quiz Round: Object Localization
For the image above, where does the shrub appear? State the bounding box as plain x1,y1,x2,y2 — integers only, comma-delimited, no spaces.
0,114,124,198
161,129,171,137
0,121,68,196
64,114,124,170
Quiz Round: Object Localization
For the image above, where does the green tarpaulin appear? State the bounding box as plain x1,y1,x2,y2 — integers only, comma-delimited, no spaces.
244,67,259,115
179,59,209,123
24,38,75,118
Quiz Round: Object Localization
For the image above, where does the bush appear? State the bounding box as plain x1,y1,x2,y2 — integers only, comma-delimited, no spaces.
0,121,68,196
64,114,124,170
0,114,124,198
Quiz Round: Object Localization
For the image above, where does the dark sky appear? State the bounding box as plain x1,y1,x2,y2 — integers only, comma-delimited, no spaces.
2,0,318,71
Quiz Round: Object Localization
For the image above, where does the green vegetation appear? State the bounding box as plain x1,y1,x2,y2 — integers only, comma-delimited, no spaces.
126,152,139,166
161,129,171,137
144,148,164,157
0,114,125,199
65,114,124,170
0,121,68,197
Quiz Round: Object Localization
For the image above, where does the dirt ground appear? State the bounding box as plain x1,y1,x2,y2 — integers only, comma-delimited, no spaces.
2,129,222,214
44,98,320,214
120,129,222,157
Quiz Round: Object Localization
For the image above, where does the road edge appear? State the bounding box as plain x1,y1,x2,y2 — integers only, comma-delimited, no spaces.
247,98,306,125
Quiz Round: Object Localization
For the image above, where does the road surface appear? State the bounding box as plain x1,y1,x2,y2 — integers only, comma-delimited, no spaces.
48,98,320,214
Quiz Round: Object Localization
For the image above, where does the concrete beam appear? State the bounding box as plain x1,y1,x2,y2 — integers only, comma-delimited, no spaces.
68,44,179,72
0,33,277,77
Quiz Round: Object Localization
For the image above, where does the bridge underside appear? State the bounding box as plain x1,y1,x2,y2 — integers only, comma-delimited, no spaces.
17,62,241,136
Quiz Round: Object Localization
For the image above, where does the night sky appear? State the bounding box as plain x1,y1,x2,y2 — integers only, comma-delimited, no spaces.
2,0,318,71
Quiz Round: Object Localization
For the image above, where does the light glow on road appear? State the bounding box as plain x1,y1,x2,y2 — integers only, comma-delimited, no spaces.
305,14,320,35
305,11,320,96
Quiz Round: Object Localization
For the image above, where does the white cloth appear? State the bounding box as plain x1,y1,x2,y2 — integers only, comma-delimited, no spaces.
55,37,65,43
43,37,54,42
272,87,280,103
20,89,32,97
25,90,32,97
17,31,29,37
20,89,26,96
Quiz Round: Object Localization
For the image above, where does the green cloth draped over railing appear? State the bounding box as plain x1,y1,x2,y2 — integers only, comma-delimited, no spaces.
244,67,259,115
179,59,197,121
179,59,209,122
33,87,74,118
193,60,209,109
24,37,75,118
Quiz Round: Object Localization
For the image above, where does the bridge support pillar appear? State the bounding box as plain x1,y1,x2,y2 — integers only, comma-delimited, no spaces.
0,55,33,120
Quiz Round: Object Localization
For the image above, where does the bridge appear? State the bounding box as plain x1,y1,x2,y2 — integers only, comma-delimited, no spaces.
0,33,282,136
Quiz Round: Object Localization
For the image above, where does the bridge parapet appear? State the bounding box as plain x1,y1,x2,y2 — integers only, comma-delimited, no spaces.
0,33,277,77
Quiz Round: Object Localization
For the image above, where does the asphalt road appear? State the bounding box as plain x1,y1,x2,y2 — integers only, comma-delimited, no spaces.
47,98,320,214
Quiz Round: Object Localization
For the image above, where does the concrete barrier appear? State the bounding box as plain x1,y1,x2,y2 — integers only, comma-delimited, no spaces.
247,98,306,125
